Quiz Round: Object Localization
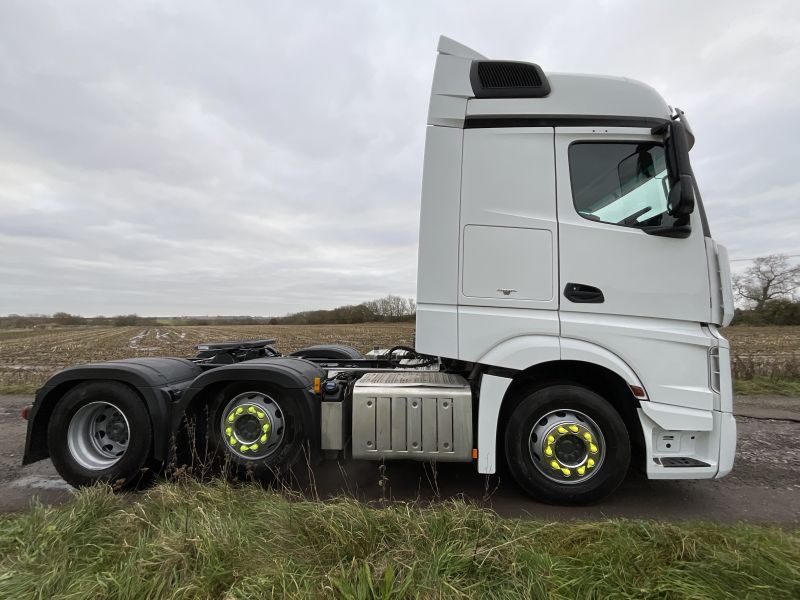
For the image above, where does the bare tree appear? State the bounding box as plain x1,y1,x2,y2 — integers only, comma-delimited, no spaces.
733,254,799,309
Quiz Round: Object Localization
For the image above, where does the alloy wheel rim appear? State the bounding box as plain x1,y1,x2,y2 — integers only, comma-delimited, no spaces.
528,409,605,484
220,391,285,460
67,401,130,471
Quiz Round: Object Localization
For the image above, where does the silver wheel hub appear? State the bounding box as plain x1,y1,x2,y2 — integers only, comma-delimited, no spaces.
67,401,130,471
528,409,605,484
220,391,285,460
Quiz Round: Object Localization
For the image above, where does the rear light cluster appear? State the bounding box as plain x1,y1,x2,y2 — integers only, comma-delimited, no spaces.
709,347,721,393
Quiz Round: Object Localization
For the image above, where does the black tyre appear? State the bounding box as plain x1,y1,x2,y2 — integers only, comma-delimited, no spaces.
198,382,311,480
504,384,630,505
47,381,153,489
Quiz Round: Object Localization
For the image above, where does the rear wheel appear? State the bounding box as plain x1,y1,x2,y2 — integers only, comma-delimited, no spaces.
504,384,630,505
198,382,311,480
48,381,153,488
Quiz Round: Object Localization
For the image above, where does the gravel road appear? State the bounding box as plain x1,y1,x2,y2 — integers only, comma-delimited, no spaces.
1,394,798,523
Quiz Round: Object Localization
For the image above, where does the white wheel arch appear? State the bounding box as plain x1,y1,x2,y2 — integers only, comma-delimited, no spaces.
476,335,647,474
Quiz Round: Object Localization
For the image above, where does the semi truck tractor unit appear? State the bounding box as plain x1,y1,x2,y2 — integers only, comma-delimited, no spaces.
22,37,736,505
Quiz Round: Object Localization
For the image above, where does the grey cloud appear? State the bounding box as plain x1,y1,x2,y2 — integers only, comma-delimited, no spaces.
1,0,798,315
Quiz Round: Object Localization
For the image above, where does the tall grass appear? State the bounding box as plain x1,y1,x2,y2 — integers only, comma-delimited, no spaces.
0,480,798,599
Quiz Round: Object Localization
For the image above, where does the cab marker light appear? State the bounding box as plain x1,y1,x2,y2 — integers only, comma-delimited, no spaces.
629,385,647,399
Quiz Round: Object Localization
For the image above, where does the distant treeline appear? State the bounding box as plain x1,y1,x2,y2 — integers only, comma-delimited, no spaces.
270,295,416,325
0,295,417,328
732,299,800,326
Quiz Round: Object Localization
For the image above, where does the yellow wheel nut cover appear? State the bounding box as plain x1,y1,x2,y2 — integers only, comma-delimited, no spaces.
235,407,244,415
569,424,579,433
583,432,592,441
589,443,598,454
225,427,232,436
557,426,568,434
587,458,596,468
550,460,560,470
561,468,571,476
239,444,248,452
544,446,553,457
247,406,255,414
577,466,586,475
229,436,236,445
228,413,235,423
260,434,268,443
249,443,259,451
547,435,555,445
262,423,270,433
257,411,265,419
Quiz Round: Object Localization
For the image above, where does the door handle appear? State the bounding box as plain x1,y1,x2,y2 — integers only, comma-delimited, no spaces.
564,283,604,303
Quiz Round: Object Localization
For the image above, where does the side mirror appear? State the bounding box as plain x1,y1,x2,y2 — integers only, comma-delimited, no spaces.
668,174,695,217
653,116,696,219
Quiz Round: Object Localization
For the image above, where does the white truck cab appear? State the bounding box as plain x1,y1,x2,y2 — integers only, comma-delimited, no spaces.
23,37,736,505
416,37,736,493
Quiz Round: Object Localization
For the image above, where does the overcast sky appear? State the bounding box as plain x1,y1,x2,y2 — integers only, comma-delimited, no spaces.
1,1,798,316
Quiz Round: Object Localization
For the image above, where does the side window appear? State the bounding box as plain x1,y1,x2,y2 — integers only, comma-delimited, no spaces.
568,142,678,229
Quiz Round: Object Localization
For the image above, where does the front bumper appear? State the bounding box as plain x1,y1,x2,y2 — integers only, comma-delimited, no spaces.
638,404,736,480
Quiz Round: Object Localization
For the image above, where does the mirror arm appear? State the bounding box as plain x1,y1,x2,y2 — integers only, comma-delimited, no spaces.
641,223,691,239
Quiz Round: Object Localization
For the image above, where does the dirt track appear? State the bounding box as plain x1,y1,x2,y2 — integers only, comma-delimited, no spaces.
1,394,799,523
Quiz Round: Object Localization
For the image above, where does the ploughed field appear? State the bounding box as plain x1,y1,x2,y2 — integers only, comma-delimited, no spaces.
0,323,415,394
0,323,798,394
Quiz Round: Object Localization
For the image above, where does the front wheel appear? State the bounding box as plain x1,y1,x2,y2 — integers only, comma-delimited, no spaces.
504,384,630,505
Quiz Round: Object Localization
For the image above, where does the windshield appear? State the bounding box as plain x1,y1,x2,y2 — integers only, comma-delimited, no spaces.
569,142,680,229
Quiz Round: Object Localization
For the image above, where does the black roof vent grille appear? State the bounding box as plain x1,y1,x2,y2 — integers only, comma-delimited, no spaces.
470,60,551,99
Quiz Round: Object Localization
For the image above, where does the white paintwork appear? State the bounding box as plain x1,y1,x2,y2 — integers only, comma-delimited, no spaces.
415,303,458,359
413,37,735,484
456,127,558,362
638,408,734,479
429,35,672,128
716,412,737,478
639,401,713,431
709,325,734,413
462,226,553,301
416,125,463,308
717,244,735,327
458,306,559,364
437,35,486,60
474,334,560,371
428,43,474,127
458,128,558,312
476,374,512,474
561,313,716,411
559,337,645,392
467,73,671,121
555,127,713,325
705,239,735,327
415,124,462,358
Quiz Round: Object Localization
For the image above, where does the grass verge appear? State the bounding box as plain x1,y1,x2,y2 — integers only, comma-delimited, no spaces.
733,376,800,396
0,481,798,599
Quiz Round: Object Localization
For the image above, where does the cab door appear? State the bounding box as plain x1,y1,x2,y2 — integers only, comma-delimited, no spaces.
555,127,711,324
457,127,560,362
